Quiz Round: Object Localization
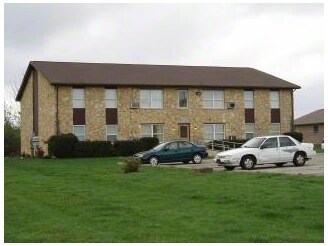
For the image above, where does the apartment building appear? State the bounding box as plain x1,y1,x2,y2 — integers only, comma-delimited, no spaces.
16,61,300,155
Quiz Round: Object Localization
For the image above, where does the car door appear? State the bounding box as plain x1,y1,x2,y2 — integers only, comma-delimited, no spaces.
258,137,280,164
177,141,193,161
160,142,179,162
279,136,297,162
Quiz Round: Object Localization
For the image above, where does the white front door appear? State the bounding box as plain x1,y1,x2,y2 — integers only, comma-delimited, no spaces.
258,137,280,164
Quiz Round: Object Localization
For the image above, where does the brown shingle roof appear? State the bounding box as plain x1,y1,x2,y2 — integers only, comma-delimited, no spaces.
16,61,301,101
294,109,324,125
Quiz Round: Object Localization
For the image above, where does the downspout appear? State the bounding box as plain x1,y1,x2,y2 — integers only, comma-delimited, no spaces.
291,89,296,132
56,85,59,135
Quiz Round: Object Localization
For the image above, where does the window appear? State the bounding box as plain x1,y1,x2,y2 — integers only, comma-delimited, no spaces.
261,137,278,148
279,137,296,147
245,123,255,140
202,90,224,109
166,142,178,150
204,124,225,142
270,123,280,135
178,90,188,108
105,89,117,108
314,124,319,133
140,90,163,108
141,124,164,142
244,90,254,109
73,88,85,108
73,125,85,141
270,91,280,108
106,125,118,142
179,141,193,149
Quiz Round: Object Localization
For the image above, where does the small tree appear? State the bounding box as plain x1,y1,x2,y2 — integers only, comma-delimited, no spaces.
4,103,21,156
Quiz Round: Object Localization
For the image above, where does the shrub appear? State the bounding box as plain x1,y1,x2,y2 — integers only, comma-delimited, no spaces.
74,141,116,158
122,157,141,173
283,132,303,142
47,134,78,158
139,137,159,151
114,137,159,156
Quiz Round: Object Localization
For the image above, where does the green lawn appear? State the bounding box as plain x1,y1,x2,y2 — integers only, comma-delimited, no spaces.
5,157,323,243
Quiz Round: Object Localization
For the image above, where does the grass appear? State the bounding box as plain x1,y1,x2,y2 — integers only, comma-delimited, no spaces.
5,157,324,243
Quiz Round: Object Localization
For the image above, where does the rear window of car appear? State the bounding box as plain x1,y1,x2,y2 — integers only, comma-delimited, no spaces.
179,142,193,149
279,137,296,147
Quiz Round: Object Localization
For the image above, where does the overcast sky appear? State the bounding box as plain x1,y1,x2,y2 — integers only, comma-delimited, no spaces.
4,3,324,118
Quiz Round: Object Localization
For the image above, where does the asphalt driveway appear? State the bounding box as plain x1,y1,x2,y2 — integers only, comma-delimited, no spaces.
161,153,324,176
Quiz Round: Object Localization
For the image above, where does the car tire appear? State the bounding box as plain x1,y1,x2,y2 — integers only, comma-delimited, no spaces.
240,155,256,170
293,152,306,166
149,156,159,166
224,166,235,171
275,163,286,167
192,154,202,164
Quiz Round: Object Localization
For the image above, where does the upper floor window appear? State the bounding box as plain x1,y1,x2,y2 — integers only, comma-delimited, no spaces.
270,91,280,108
140,90,163,108
73,88,85,108
178,90,188,108
203,90,224,109
105,89,117,108
244,90,254,109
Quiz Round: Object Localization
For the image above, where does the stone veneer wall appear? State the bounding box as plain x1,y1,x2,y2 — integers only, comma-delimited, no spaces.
20,72,34,154
280,89,293,134
85,87,106,141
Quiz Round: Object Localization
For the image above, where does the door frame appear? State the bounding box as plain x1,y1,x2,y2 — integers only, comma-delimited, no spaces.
178,123,190,141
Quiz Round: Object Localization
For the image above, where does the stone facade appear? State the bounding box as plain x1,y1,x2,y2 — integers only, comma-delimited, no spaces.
20,77,294,154
20,73,33,155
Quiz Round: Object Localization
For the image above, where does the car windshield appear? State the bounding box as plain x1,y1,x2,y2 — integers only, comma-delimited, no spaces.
242,137,266,148
152,143,167,151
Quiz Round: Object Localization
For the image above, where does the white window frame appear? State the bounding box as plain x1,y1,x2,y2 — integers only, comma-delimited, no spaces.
73,125,86,141
106,125,118,142
72,88,85,108
245,123,255,139
140,124,164,142
244,90,254,109
178,90,188,108
202,90,224,109
105,89,117,108
270,91,280,109
270,123,281,135
203,124,225,142
140,89,163,109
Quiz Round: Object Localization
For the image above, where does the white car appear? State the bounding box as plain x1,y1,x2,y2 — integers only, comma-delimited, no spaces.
214,135,316,171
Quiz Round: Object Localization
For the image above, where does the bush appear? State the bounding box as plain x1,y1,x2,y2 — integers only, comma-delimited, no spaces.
114,137,159,157
283,132,303,142
74,141,116,158
122,157,141,173
47,134,78,158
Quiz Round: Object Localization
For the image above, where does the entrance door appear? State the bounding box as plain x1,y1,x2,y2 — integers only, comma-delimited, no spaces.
179,124,190,141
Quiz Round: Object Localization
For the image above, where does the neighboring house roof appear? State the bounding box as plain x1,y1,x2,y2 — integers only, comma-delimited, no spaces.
16,61,301,101
294,109,324,125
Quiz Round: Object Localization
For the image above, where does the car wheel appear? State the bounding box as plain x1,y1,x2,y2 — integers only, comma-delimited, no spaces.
192,154,202,164
275,163,286,167
149,156,159,166
224,166,235,171
183,160,190,164
240,156,256,170
293,152,306,166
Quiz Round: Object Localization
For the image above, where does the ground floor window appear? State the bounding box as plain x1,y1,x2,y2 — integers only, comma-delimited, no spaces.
141,124,164,142
245,123,255,140
204,124,225,142
73,125,86,141
106,125,118,142
270,123,280,135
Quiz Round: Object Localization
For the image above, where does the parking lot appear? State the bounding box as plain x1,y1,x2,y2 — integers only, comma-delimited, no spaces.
162,153,324,176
